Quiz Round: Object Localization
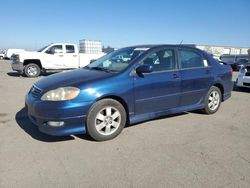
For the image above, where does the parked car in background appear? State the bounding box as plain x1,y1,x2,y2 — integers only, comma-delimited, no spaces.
25,45,233,141
236,64,250,89
0,50,5,60
220,54,249,71
11,43,105,77
5,49,25,59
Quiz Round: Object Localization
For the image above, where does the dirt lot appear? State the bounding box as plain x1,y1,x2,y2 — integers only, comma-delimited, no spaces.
0,59,250,188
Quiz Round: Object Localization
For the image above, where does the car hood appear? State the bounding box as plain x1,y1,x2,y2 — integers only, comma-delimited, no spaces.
34,68,112,91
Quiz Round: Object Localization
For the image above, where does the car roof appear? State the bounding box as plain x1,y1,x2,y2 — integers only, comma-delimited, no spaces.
125,44,200,51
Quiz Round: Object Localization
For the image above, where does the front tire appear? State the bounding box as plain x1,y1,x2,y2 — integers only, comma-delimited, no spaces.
24,63,41,77
87,99,127,141
202,86,222,114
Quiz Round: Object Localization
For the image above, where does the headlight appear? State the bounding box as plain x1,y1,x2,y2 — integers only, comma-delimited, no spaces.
12,54,20,62
41,87,80,101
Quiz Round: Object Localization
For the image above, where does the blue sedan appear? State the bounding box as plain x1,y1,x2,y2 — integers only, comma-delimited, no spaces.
25,45,233,141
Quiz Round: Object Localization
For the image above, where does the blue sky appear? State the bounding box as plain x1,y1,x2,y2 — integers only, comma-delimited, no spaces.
0,0,250,50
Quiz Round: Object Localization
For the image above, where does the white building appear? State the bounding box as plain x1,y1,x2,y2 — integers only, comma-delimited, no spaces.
195,44,249,56
79,39,102,54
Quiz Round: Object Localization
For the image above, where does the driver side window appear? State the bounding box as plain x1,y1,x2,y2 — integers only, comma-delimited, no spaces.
45,45,63,54
142,49,176,72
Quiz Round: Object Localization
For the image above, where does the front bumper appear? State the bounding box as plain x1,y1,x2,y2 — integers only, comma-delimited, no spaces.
12,61,23,72
25,94,93,136
236,74,250,88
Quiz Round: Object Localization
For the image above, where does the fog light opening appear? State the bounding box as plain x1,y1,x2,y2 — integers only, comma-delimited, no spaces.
47,121,64,127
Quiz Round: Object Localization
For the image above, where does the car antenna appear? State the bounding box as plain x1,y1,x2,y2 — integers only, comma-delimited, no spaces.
179,40,183,45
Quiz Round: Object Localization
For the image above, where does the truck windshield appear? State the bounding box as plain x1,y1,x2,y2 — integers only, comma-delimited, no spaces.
86,47,148,73
37,45,50,52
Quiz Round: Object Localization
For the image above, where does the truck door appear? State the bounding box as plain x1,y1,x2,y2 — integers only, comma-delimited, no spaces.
43,45,65,69
63,45,79,68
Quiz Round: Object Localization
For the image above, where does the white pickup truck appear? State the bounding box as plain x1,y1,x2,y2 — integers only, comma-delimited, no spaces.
11,43,105,77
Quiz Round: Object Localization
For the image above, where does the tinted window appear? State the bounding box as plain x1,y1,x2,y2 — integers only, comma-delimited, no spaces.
142,49,176,72
66,45,75,53
46,45,63,54
179,49,205,69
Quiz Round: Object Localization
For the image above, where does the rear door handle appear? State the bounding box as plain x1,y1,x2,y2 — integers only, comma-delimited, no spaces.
73,55,78,57
59,55,64,57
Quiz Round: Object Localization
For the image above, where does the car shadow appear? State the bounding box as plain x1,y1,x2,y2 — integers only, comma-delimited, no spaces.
7,72,23,77
7,72,56,78
232,81,250,93
16,108,212,142
16,108,75,142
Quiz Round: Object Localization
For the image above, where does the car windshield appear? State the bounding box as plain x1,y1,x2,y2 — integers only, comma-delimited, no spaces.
86,47,148,73
37,45,50,52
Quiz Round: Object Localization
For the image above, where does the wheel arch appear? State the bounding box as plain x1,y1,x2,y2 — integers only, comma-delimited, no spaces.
23,59,43,70
213,83,224,101
96,95,130,123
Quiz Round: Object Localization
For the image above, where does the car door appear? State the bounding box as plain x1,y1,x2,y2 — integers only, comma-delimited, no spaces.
133,47,181,115
43,45,65,69
63,45,79,68
178,48,213,107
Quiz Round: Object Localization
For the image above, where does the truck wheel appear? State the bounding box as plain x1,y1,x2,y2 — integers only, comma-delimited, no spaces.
202,86,222,114
87,99,127,141
24,63,41,77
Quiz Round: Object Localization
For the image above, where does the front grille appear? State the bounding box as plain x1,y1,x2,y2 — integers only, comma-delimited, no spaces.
243,82,250,86
30,85,42,98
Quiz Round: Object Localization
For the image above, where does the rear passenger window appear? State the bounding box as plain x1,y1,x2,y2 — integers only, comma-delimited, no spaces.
66,45,75,53
142,49,176,72
179,50,205,69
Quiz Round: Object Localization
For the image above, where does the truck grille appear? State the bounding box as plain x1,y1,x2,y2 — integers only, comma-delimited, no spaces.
30,85,42,98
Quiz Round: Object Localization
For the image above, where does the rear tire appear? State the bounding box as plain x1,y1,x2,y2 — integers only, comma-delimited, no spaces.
87,99,126,141
202,86,222,114
24,63,41,77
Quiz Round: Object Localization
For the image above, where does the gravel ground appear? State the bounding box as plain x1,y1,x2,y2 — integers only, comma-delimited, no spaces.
0,59,250,188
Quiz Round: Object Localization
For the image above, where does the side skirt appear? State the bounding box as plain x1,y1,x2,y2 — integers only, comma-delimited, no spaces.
129,103,204,125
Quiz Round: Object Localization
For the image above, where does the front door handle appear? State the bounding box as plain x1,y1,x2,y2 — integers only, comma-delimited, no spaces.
59,55,64,57
206,70,211,74
172,73,179,79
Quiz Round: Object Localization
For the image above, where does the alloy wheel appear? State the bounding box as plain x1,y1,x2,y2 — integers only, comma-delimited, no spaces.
95,106,121,136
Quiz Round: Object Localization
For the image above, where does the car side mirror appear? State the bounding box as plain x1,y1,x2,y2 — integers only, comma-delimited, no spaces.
136,64,153,74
